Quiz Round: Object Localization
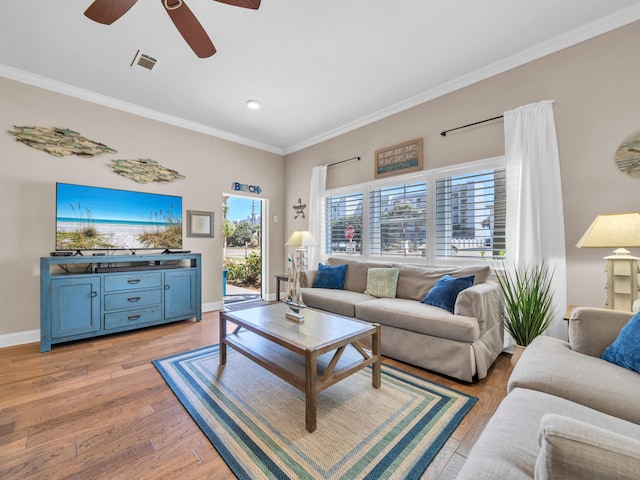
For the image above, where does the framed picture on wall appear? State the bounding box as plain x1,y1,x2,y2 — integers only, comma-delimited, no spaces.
187,210,214,238
374,138,423,178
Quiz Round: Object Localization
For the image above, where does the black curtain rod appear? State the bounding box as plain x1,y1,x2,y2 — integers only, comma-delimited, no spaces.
327,156,361,167
440,115,504,137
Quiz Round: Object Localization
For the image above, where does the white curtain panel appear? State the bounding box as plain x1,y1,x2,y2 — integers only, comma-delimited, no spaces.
504,99,568,341
308,165,327,270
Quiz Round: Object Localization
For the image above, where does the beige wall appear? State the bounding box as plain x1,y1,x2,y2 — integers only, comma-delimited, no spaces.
2,21,639,343
284,22,640,311
0,77,284,340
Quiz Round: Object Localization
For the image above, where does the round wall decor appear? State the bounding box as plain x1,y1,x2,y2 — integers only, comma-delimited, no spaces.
615,130,640,178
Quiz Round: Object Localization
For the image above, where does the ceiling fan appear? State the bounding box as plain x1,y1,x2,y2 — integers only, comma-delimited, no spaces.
84,0,261,58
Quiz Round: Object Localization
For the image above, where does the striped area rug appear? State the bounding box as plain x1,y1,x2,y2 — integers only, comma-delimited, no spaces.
153,345,477,479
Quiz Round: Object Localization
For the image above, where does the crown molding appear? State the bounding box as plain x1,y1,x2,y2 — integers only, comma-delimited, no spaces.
0,65,284,156
3,3,639,158
283,5,640,155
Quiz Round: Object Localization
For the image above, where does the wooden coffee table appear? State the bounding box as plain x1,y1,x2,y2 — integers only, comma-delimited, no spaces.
219,302,381,432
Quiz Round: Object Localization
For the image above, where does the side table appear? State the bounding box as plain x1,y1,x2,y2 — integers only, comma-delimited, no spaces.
564,305,577,322
275,274,288,301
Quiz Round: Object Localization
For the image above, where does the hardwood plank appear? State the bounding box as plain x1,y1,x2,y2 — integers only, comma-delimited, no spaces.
137,450,203,480
422,437,459,479
0,442,78,479
0,310,514,479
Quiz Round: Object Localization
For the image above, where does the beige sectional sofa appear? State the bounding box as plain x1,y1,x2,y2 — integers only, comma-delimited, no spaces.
456,307,640,479
299,257,504,382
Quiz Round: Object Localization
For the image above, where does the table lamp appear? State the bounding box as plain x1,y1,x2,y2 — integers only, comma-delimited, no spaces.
285,230,317,271
576,212,640,311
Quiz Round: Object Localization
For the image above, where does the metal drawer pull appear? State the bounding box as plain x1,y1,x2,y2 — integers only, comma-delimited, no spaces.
90,292,98,298
127,315,141,321
127,297,141,302
127,279,141,284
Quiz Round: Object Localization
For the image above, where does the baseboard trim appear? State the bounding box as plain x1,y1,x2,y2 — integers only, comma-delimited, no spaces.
0,329,40,349
1,303,226,350
203,301,224,312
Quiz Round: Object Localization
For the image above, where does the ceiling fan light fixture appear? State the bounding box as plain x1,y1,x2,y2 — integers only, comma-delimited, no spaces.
246,99,261,110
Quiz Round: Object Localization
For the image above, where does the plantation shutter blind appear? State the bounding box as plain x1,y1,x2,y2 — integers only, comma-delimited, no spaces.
325,192,363,255
369,182,427,257
435,168,506,259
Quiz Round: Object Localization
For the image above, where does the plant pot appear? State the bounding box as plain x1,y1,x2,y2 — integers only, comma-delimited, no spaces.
511,344,526,366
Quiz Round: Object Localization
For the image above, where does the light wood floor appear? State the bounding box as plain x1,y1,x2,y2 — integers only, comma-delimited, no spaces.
0,311,513,479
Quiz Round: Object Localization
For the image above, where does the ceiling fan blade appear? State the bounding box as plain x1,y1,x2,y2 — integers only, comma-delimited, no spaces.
84,0,139,25
162,0,216,58
214,0,261,10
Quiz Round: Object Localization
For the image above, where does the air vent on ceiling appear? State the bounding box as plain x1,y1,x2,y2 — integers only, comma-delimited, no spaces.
130,50,158,71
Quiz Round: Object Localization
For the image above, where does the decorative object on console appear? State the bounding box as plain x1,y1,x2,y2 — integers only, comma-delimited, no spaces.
285,230,317,271
110,159,185,183
292,198,306,219
615,130,640,178
495,261,555,364
187,210,214,238
7,125,117,157
576,212,640,311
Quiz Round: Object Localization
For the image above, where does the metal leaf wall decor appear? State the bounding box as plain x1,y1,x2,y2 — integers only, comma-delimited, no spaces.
7,125,117,157
109,159,186,184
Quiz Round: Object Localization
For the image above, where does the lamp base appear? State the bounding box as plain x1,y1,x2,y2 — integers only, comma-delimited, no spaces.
603,254,639,312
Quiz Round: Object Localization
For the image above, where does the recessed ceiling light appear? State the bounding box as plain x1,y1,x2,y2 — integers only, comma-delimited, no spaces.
246,99,261,110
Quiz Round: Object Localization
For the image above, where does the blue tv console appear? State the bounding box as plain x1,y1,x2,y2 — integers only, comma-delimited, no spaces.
40,253,202,352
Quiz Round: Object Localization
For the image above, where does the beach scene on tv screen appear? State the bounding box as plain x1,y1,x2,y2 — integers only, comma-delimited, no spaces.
56,183,183,251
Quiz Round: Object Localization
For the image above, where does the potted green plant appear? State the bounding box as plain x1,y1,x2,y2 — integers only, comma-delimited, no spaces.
496,261,555,365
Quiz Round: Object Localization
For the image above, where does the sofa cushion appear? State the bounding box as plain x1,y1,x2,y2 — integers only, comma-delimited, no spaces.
300,287,375,317
600,311,640,374
312,263,348,290
327,257,392,293
363,268,399,298
508,335,640,424
535,414,640,480
392,263,491,301
456,388,640,480
356,298,480,342
421,274,475,313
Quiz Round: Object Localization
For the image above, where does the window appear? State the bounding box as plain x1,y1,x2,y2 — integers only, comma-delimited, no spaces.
369,182,426,257
325,192,363,255
435,168,506,260
322,157,506,262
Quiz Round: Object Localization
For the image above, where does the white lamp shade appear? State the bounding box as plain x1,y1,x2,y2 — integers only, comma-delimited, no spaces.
285,230,317,247
576,212,640,248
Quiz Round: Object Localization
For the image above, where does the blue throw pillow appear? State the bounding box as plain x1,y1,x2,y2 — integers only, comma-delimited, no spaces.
421,274,475,313
312,263,348,289
601,312,640,373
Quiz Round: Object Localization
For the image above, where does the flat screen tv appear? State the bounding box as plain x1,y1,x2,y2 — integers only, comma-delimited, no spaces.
56,183,183,252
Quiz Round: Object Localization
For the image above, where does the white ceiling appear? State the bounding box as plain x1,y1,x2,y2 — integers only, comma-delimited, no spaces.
2,1,640,155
